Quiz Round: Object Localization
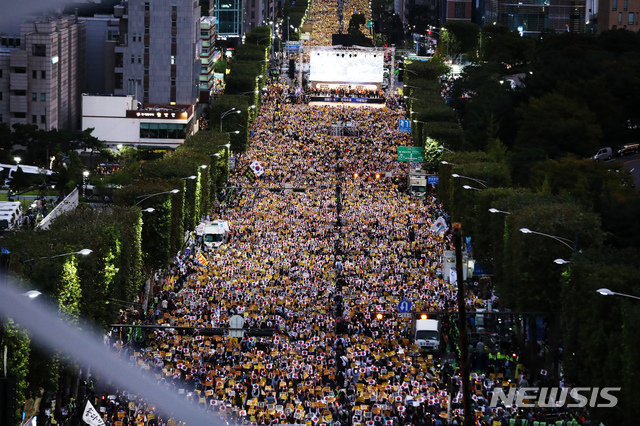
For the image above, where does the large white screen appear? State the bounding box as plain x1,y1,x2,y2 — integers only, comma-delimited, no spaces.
309,51,384,83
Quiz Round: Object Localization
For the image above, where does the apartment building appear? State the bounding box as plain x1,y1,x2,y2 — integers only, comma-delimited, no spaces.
114,0,201,105
0,15,86,131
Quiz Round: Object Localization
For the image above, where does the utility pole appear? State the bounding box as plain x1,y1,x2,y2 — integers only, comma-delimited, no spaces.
453,222,472,426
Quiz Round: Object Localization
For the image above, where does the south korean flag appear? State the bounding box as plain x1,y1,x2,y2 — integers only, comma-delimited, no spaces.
249,160,264,177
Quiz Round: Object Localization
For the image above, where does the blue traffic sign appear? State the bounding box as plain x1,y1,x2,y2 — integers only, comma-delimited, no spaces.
428,175,439,185
398,300,412,313
398,119,412,133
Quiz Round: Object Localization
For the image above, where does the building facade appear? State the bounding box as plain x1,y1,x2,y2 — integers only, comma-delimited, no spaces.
211,0,244,38
199,16,220,103
114,0,201,105
598,0,640,32
82,94,196,149
0,15,86,131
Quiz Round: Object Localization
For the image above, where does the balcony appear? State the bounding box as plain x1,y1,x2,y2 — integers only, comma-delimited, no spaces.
9,72,27,91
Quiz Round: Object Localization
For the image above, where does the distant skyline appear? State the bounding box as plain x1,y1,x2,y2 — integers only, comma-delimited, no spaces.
0,0,96,35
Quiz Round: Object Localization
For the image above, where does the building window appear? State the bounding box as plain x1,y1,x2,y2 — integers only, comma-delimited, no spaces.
619,12,623,23
0,92,2,100
636,12,639,24
14,112,26,118
32,115,37,124
41,93,46,101
172,18,177,27
32,92,37,101
0,114,2,122
131,55,135,63
172,34,177,43
140,122,187,139
144,2,150,10
629,11,634,23
172,4,177,12
171,55,176,65
41,115,46,124
144,66,149,75
0,70,2,78
41,70,46,79
623,0,628,10
613,0,617,10
32,44,46,56
171,77,176,86
138,55,142,64
32,70,37,79
454,2,466,18
14,90,25,96
145,25,150,35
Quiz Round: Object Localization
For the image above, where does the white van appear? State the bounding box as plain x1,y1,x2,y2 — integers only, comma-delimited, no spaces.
202,220,230,251
415,319,441,352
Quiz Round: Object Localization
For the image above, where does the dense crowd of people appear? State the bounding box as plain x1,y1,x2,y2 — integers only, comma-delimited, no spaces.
80,77,590,426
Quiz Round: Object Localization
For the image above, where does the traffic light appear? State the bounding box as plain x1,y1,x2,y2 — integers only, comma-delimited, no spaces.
428,30,432,35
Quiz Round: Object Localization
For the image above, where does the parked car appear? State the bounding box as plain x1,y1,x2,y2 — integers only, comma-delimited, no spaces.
592,147,613,161
617,142,639,156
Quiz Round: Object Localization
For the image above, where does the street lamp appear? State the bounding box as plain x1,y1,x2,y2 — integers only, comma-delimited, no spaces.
412,120,427,124
14,157,21,165
220,108,241,132
21,248,93,263
23,290,42,299
440,160,456,165
142,208,155,213
488,208,511,215
553,258,570,264
519,228,576,251
462,185,482,191
134,189,180,206
596,288,640,300
83,170,90,200
182,176,197,180
241,90,259,95
437,146,455,154
226,131,240,134
452,173,488,188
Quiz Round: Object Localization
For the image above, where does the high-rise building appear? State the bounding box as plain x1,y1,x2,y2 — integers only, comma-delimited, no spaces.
199,16,220,103
0,15,86,131
211,0,244,38
114,0,201,105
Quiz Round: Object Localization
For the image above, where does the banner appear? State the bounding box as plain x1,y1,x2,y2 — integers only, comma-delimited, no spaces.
196,251,209,267
82,401,106,426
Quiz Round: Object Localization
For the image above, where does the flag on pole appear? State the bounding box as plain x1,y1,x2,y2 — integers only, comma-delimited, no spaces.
430,217,449,235
196,251,209,267
82,401,106,426
249,160,264,177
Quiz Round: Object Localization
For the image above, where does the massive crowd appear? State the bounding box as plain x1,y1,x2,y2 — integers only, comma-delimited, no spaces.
81,80,589,426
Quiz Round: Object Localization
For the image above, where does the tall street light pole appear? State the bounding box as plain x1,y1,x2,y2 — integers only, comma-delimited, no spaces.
453,222,472,426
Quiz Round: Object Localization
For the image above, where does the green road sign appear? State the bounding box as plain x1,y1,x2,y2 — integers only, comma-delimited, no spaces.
397,146,424,162
366,22,373,29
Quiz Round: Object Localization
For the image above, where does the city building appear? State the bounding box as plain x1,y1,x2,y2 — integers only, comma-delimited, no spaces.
199,16,222,103
82,94,196,149
598,0,640,32
114,0,201,105
0,15,86,131
244,0,265,33
211,0,244,38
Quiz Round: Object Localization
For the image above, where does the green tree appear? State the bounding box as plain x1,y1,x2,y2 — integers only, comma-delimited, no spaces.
441,21,480,63
10,166,30,192
513,92,602,184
